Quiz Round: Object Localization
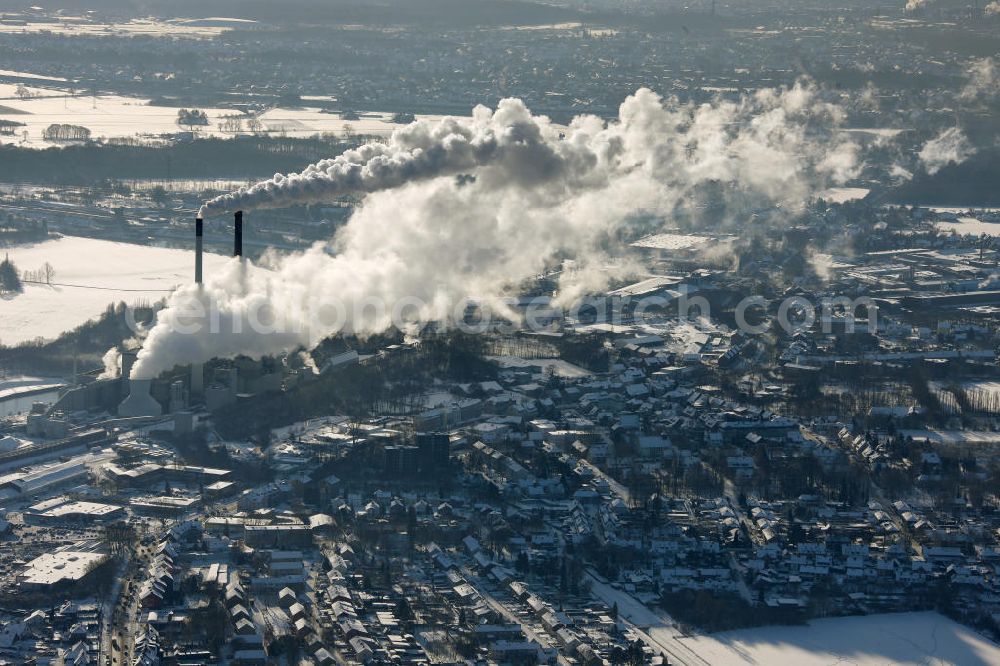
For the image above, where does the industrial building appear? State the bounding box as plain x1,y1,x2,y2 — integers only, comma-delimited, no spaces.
0,450,112,497
102,461,231,488
23,496,125,526
18,543,109,591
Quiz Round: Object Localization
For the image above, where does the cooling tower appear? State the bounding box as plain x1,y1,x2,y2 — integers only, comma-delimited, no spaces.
118,379,163,418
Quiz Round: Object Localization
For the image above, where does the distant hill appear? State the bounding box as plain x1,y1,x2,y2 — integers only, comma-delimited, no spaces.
890,149,1000,207
0,0,583,27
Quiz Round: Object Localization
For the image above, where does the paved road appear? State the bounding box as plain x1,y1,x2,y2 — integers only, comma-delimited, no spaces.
585,570,710,666
100,554,133,666
461,565,571,665
577,459,632,504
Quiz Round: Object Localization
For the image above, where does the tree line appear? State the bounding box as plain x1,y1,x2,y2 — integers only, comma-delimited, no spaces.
0,255,57,289
177,108,209,129
0,135,354,183
42,124,92,141
21,262,56,285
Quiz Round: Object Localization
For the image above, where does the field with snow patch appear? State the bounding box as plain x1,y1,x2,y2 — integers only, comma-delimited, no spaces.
676,611,1000,665
587,572,1000,666
1,236,230,346
934,217,1000,237
0,72,464,149
0,91,240,149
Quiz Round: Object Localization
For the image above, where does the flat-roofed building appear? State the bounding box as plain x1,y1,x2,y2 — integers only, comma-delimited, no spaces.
244,524,312,548
130,495,200,516
24,497,124,526
19,550,109,590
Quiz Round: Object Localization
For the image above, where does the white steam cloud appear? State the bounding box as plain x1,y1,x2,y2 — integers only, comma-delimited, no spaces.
132,83,861,380
890,164,914,182
98,347,121,380
918,127,975,175
200,105,571,217
905,0,931,11
986,1,1000,17
960,57,997,102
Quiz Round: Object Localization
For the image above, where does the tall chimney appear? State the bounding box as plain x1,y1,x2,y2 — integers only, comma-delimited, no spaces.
195,216,204,284
234,210,243,258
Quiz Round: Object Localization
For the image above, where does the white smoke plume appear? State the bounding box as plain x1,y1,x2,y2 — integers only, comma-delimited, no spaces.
856,82,880,113
199,106,564,217
890,163,914,182
808,251,837,282
905,0,931,11
98,347,121,380
299,350,320,375
960,57,997,102
918,127,975,175
986,1,1000,16
132,83,861,380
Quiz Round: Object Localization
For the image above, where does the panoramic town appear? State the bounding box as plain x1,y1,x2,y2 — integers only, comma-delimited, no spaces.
1,1,999,665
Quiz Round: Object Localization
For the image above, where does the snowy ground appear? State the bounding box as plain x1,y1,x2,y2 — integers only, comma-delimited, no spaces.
488,356,593,378
255,107,453,138
898,428,1000,446
0,17,248,39
1,236,230,346
819,186,871,203
0,91,240,148
0,375,65,397
586,572,1000,665
677,612,1000,665
0,87,463,148
0,69,537,149
929,380,1000,413
934,217,1000,237
0,376,65,417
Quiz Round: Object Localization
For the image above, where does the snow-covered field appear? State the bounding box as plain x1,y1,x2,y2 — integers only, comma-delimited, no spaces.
0,69,521,149
255,107,452,138
0,17,249,39
0,70,68,83
819,186,871,203
587,571,1000,665
677,612,1000,665
0,92,239,148
1,236,230,346
0,376,65,417
935,217,1000,236
0,375,65,397
489,356,593,378
899,428,1000,446
0,86,460,148
929,380,1000,414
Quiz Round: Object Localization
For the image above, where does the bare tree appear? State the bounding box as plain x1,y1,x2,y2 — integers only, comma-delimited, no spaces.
219,115,243,134
42,262,55,285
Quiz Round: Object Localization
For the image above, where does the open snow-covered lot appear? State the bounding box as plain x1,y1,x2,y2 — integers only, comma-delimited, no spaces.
0,91,239,148
0,70,529,149
676,611,1000,665
0,80,461,148
934,217,1000,237
1,236,230,346
587,572,1000,666
0,16,249,39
